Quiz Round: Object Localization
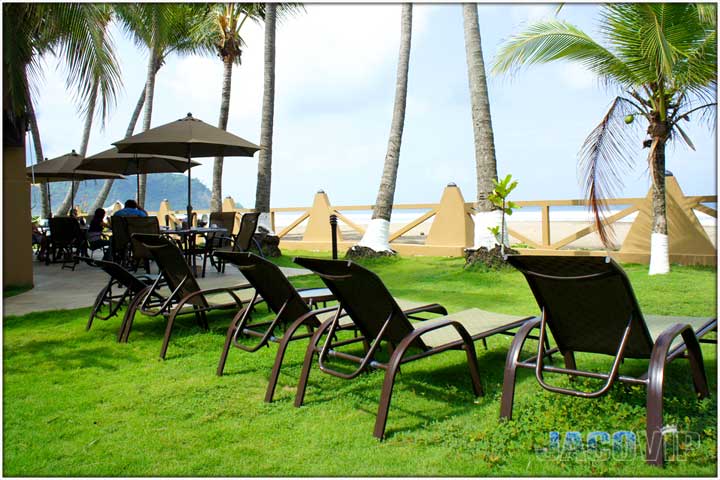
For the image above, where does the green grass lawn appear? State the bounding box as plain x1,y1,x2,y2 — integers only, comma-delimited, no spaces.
3,252,717,476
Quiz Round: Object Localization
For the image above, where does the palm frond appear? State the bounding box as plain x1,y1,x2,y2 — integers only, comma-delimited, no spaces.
578,96,641,247
492,20,638,88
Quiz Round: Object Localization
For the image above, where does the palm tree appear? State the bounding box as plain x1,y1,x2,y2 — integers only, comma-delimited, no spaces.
463,4,501,249
193,3,264,212
356,4,412,253
113,3,210,208
25,85,50,218
493,4,716,274
89,82,148,212
254,3,276,232
3,3,121,217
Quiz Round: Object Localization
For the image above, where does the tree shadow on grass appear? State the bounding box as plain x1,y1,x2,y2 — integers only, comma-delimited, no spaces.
4,336,135,372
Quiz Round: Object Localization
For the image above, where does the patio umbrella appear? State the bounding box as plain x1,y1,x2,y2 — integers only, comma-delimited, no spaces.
78,147,201,206
27,150,126,216
113,113,260,223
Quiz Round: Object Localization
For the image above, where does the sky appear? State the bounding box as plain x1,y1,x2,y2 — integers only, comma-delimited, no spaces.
28,3,717,210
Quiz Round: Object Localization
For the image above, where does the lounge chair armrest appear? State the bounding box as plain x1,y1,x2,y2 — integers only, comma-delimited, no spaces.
403,303,448,319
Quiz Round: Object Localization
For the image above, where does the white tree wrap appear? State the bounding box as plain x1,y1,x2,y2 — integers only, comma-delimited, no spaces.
648,232,670,275
357,218,392,252
473,210,504,249
257,212,275,235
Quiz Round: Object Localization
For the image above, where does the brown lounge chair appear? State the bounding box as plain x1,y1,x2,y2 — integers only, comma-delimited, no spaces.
292,257,533,440
214,251,446,403
501,255,717,466
123,233,255,359
80,257,165,334
212,212,264,274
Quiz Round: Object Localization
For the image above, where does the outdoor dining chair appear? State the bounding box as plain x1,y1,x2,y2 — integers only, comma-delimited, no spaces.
211,212,263,273
47,216,86,270
292,257,534,440
198,211,236,276
80,256,166,335
110,215,131,267
501,255,717,466
124,233,256,359
126,216,161,273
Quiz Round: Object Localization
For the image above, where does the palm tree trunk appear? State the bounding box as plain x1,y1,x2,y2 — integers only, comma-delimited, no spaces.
138,43,160,208
648,132,669,275
254,2,276,233
56,80,98,216
90,68,156,212
24,80,50,218
358,3,412,253
211,58,234,212
463,4,502,249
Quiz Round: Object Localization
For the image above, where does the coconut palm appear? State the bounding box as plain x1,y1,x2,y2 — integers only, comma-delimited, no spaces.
493,3,716,274
112,3,210,207
193,3,264,212
463,4,501,249
3,3,121,217
254,3,277,232
356,4,413,253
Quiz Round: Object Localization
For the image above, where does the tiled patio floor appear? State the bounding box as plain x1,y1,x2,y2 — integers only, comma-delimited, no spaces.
3,258,310,317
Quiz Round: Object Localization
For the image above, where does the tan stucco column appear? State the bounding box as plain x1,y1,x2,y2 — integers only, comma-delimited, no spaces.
3,144,34,288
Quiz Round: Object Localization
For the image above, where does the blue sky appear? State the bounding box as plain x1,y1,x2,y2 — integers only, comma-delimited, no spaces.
29,3,717,210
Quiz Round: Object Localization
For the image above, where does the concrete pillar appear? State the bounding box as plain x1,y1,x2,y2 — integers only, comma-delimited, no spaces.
303,190,343,242
222,196,236,212
426,183,474,247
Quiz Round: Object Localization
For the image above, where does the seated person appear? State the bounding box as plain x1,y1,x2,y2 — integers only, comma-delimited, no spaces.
113,199,148,217
87,208,112,257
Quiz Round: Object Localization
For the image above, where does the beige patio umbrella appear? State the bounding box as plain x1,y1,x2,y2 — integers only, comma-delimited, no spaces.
27,150,126,217
113,113,260,222
78,147,201,207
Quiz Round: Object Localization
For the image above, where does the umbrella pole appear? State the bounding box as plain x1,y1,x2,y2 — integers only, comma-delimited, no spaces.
46,182,53,219
136,173,140,207
186,146,192,227
70,181,75,216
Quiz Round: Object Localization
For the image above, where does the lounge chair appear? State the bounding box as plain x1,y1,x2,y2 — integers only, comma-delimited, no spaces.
80,257,165,336
216,251,455,404
123,233,255,359
292,257,533,439
501,255,717,466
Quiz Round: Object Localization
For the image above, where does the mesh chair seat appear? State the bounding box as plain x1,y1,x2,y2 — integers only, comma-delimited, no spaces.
416,308,530,348
646,315,715,351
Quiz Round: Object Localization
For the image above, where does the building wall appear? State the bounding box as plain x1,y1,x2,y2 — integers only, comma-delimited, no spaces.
3,145,34,288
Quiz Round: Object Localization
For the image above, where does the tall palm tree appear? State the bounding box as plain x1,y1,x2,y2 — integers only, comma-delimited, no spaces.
493,4,716,274
3,3,121,216
193,3,264,212
254,3,276,232
463,4,501,249
89,81,148,212
113,3,210,208
356,4,412,253
25,83,50,218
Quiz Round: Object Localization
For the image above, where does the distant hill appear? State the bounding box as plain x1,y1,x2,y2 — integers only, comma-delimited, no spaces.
30,173,241,215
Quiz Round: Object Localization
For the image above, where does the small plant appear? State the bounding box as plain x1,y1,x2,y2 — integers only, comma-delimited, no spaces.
487,174,519,256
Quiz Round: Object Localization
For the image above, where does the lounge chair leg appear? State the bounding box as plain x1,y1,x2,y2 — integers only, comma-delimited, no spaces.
680,329,709,398
464,342,484,397
216,307,248,376
87,283,110,331
500,318,540,420
159,310,181,359
563,351,576,370
374,350,404,439
119,286,150,342
294,321,333,407
646,360,666,466
265,316,310,403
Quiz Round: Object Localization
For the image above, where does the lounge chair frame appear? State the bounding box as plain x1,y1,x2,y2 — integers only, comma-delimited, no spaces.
500,255,716,466
292,257,533,439
122,234,254,359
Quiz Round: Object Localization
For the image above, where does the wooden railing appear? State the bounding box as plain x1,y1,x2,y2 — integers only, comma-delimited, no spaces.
143,179,716,264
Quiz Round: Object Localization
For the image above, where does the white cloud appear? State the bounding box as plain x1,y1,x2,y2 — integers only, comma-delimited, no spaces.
558,63,596,90
510,4,557,24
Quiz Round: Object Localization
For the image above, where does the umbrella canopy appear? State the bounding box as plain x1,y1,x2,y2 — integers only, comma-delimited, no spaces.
79,147,200,174
113,112,260,222
113,113,260,157
27,151,126,217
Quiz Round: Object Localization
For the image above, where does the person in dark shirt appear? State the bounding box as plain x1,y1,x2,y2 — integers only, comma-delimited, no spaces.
88,208,111,258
